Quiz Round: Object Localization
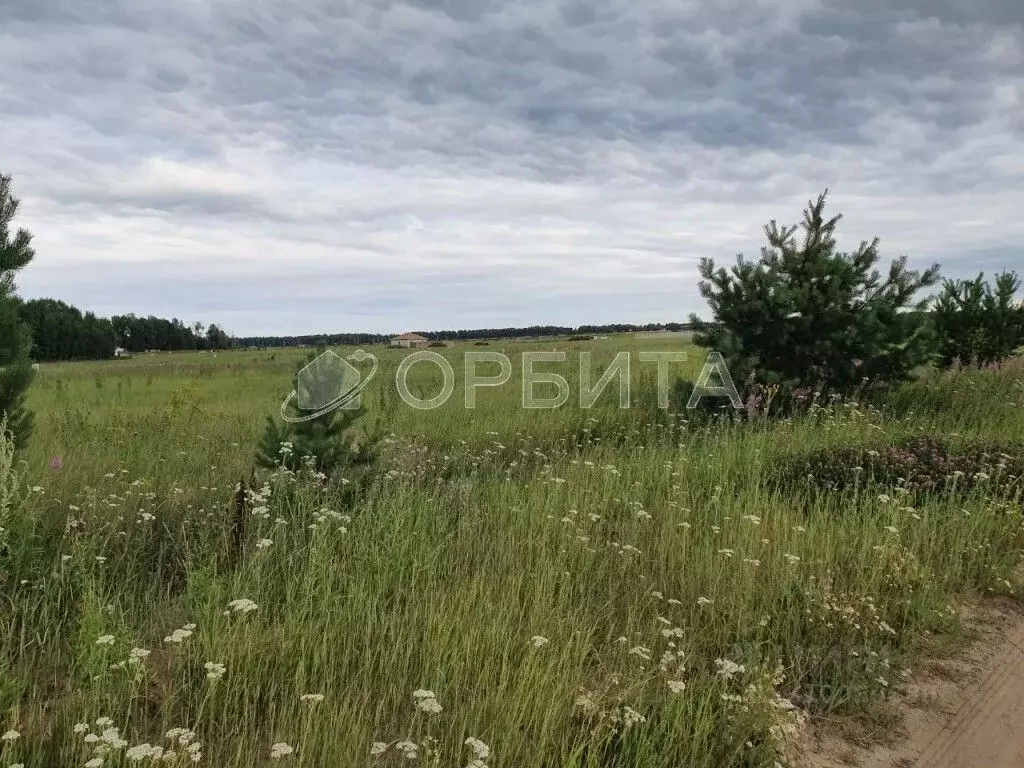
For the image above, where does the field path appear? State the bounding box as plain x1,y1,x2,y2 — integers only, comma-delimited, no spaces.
800,599,1024,768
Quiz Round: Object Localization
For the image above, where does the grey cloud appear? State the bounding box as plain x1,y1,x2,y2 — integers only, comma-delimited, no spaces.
1,0,1022,334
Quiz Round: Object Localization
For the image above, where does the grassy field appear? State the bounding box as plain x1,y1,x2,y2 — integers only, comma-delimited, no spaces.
2,334,1023,767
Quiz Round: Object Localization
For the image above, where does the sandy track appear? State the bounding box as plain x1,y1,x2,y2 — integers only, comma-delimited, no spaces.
799,600,1024,768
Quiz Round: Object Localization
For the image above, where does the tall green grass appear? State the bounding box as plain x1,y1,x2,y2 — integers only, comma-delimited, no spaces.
1,341,1022,767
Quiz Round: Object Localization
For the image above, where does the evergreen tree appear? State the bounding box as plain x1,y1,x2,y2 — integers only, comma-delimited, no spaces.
0,174,36,448
933,271,1023,368
255,348,379,482
690,191,940,406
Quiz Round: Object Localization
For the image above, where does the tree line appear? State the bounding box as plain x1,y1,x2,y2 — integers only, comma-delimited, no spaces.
233,322,694,348
14,298,232,362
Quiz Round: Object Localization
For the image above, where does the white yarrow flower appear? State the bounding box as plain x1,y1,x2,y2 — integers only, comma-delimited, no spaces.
270,741,295,759
464,737,491,760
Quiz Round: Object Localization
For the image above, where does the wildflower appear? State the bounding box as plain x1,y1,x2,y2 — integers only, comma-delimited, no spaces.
256,538,273,549
620,706,646,728
743,514,761,525
464,737,490,760
697,596,713,606
74,722,90,734
96,635,116,646
300,693,325,704
226,598,258,614
98,726,127,748
128,647,151,663
85,759,104,768
164,627,193,644
530,635,549,648
50,456,63,470
884,525,899,534
270,742,295,759
772,695,796,710
783,553,801,565
126,743,160,761
204,661,226,681
714,658,746,679
416,696,443,715
667,680,687,694
628,645,652,661
370,742,389,756
717,548,735,558
395,740,418,759
1,729,19,741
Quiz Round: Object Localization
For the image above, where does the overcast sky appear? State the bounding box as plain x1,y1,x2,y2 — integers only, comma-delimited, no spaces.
2,0,1022,335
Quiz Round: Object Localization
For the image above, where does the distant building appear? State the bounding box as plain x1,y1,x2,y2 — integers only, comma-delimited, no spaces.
114,347,131,358
390,332,430,348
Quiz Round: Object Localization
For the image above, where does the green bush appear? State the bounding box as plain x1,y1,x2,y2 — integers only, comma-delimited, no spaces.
690,191,940,411
933,271,1024,369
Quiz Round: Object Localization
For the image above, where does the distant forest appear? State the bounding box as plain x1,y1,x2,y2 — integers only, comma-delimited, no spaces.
18,296,692,362
234,322,693,349
17,298,231,361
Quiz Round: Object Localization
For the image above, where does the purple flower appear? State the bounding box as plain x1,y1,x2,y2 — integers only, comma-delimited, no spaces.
49,456,63,471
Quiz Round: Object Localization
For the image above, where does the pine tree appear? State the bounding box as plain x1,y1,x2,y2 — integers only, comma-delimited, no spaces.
0,174,36,448
690,191,940,406
255,348,379,482
933,271,1023,368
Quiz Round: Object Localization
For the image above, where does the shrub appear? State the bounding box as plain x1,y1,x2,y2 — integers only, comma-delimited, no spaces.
690,191,940,410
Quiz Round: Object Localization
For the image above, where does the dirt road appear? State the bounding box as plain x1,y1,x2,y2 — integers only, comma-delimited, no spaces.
799,600,1024,768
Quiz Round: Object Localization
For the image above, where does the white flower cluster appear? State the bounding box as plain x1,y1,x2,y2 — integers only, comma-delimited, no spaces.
270,742,294,759
204,661,226,681
464,736,491,768
164,623,197,644
224,598,258,615
412,689,443,715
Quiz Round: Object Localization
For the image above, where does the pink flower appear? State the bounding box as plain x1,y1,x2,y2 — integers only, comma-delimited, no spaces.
49,456,63,471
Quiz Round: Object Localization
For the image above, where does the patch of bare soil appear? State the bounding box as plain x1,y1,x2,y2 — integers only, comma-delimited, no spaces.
795,598,1024,768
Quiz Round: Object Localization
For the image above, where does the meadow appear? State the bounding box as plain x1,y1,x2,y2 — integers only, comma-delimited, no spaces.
2,333,1023,767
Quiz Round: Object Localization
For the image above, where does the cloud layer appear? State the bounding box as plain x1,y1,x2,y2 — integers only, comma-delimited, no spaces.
2,0,1022,334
